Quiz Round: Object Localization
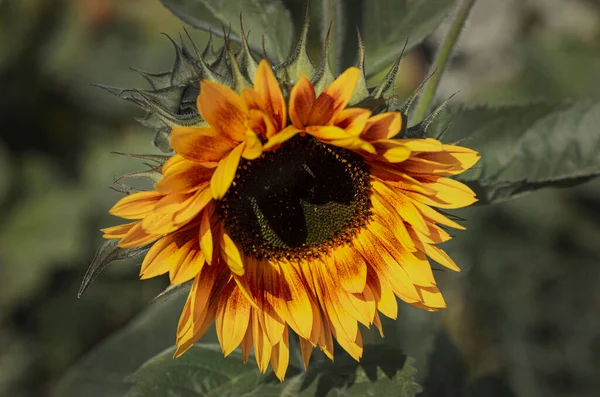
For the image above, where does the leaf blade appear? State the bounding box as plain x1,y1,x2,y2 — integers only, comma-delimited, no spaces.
362,0,455,76
78,239,149,298
431,100,600,203
159,0,293,62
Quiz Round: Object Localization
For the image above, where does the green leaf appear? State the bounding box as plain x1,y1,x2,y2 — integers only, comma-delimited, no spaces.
78,240,150,298
300,343,410,396
125,344,264,397
53,294,189,397
344,360,421,396
159,0,293,62
361,0,455,77
432,100,600,204
124,343,419,397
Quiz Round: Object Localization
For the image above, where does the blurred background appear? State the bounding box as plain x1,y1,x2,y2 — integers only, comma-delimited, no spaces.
0,0,599,396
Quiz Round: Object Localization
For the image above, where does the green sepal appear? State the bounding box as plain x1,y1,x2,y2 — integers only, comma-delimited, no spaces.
370,41,406,101
311,24,336,95
226,38,253,93
236,15,259,82
396,70,435,115
78,240,150,298
349,28,369,106
404,94,456,138
150,281,193,304
274,8,316,84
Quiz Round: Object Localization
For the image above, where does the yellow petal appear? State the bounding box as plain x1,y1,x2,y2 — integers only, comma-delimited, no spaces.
373,140,411,163
252,311,273,373
109,190,164,220
220,230,245,276
241,130,263,160
216,283,251,357
402,138,443,152
210,142,245,199
263,125,301,151
270,327,290,381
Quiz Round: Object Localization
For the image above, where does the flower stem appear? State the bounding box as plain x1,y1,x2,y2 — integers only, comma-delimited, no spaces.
412,0,477,124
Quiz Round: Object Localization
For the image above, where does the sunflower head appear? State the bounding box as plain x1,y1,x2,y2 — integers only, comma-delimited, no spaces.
98,16,480,381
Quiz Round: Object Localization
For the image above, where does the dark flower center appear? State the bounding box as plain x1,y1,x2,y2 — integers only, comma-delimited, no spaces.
218,136,372,261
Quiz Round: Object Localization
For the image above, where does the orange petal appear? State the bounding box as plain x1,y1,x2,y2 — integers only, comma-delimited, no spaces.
190,259,227,326
216,282,251,357
354,227,421,303
118,221,161,248
334,245,367,294
140,193,192,235
361,112,402,141
109,190,164,220
334,107,372,136
139,228,205,282
175,277,219,357
270,327,290,381
240,324,253,363
299,337,314,370
246,109,276,139
380,237,436,288
197,80,248,142
372,180,430,235
289,74,315,129
156,156,215,194
101,221,137,239
259,263,286,345
252,311,273,373
367,268,398,319
171,126,236,163
370,164,436,195
254,60,287,131
313,259,358,343
171,185,213,227
371,195,416,251
199,204,214,265
317,317,334,360
210,142,245,199
308,67,360,126
170,244,205,285
279,262,314,340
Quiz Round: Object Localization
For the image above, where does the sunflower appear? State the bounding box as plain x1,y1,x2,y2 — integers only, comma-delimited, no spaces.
101,30,479,381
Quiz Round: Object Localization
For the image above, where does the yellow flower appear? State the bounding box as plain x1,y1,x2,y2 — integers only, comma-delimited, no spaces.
102,59,479,381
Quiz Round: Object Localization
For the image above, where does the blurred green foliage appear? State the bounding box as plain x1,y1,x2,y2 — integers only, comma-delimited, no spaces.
1,0,600,397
